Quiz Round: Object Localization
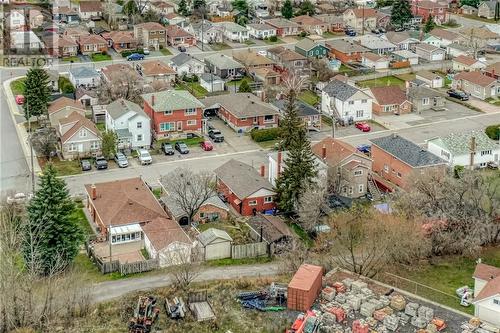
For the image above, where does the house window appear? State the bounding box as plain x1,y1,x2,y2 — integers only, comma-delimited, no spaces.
159,122,175,132
361,99,367,103
348,101,354,105
90,141,99,150
264,115,274,122
354,170,363,176
187,119,197,126
264,196,273,203
441,150,450,160
494,299,500,305
80,129,87,137
248,200,257,206
137,122,142,129
349,187,353,194
481,150,492,156
358,184,364,193
383,164,389,173
68,143,77,152
356,110,364,118
137,134,143,141
422,98,429,105
397,172,402,178
185,108,197,115
164,110,173,115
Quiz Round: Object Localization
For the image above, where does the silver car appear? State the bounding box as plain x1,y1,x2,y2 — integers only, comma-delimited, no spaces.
137,149,152,165
114,152,129,168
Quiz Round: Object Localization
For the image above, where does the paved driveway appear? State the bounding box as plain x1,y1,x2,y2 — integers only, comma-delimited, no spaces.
467,98,500,114
207,117,261,152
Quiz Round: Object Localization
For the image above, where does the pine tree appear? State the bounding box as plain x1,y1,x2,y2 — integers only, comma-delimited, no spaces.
390,0,413,28
424,15,435,33
24,164,83,275
278,89,302,150
281,0,293,19
23,67,50,121
495,1,499,22
193,0,206,10
178,0,189,16
238,79,252,92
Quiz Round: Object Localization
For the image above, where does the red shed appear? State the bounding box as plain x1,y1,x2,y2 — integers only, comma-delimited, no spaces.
287,264,324,311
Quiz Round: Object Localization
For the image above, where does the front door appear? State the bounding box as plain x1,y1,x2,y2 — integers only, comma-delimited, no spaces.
177,121,183,131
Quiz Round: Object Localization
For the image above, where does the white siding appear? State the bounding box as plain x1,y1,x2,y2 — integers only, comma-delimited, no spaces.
204,240,231,260
475,298,500,327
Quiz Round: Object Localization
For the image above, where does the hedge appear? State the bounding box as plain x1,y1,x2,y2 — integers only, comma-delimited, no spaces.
485,124,500,140
58,76,75,93
250,127,281,142
269,35,278,42
121,49,145,57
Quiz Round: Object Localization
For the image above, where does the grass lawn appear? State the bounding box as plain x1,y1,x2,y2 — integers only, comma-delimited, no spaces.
176,82,208,98
157,136,205,147
243,40,256,45
322,31,336,38
70,204,94,237
211,42,232,51
96,122,106,132
61,56,80,63
256,139,280,149
40,158,82,176
461,14,496,23
395,73,416,81
10,78,25,95
160,48,172,56
197,220,253,245
206,256,272,266
289,223,314,248
264,38,284,45
338,64,352,74
298,90,320,106
357,76,405,88
226,76,254,88
91,53,112,62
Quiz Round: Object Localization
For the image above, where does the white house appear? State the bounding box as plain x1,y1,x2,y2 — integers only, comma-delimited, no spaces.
427,131,500,168
69,66,101,88
415,71,444,88
391,49,419,65
472,262,500,327
321,79,372,122
415,43,446,62
197,228,232,261
169,53,205,76
199,73,225,93
9,9,25,31
10,31,43,50
105,98,151,149
452,55,487,72
215,22,249,42
246,23,277,39
361,52,389,69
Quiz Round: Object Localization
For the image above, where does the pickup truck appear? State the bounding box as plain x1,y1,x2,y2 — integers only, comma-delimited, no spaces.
94,156,108,170
209,129,224,143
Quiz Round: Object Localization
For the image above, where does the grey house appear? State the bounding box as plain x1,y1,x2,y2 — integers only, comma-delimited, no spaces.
407,86,446,112
478,0,499,19
204,54,245,79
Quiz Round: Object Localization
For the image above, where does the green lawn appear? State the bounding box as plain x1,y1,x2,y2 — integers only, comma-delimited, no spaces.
10,78,25,95
50,159,82,176
338,64,353,74
96,123,106,133
70,205,94,237
256,139,280,149
197,221,253,245
289,223,314,248
91,53,112,62
357,76,406,88
461,14,496,23
152,188,162,199
243,40,256,45
159,136,205,147
176,82,208,98
62,56,80,63
211,43,232,51
226,76,254,88
160,48,172,56
263,38,284,45
322,31,336,38
298,90,320,106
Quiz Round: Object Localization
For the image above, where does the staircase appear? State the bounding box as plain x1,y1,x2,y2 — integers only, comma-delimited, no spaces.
367,174,382,201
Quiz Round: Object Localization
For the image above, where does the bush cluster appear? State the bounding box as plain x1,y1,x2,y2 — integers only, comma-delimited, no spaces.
250,127,281,142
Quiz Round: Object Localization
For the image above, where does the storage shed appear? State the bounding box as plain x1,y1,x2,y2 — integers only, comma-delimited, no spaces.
197,228,233,260
287,264,324,311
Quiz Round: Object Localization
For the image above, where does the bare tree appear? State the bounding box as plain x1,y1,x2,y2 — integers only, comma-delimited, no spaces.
30,127,58,159
168,245,202,291
297,176,328,233
275,238,309,274
311,58,336,82
160,168,216,225
97,67,145,105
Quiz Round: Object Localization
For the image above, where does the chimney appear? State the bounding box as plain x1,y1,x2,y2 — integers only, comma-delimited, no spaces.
151,94,155,106
260,165,265,177
322,145,327,159
277,151,282,176
90,184,97,200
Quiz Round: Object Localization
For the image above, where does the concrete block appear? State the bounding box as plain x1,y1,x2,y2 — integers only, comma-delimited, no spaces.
410,316,427,329
383,314,399,331
346,295,362,311
417,306,434,321
322,287,337,301
360,301,377,317
351,280,368,292
405,302,419,317
390,295,406,311
342,278,354,289
336,293,346,304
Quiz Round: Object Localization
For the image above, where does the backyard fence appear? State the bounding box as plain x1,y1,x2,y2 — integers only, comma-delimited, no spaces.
119,258,159,275
231,242,268,259
351,61,452,82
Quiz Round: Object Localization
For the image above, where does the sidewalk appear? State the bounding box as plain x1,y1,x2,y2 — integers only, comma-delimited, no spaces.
2,77,42,174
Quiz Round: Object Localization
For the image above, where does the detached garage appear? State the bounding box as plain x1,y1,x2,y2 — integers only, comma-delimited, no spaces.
197,228,233,260
472,263,500,327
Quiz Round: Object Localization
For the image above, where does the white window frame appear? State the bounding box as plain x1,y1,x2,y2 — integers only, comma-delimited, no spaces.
80,129,87,137
356,110,364,118
185,108,197,115
137,122,142,129
68,143,77,152
264,196,273,203
187,119,197,126
164,110,173,115
248,200,257,206
159,122,175,132
422,98,429,105
354,170,363,176
137,134,143,141
358,184,364,193
90,141,99,150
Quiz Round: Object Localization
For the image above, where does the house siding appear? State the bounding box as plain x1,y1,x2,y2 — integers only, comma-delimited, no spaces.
216,179,276,216
143,101,203,139
217,105,278,132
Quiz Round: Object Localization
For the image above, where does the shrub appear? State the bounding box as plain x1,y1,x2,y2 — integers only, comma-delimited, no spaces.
485,124,500,140
299,31,307,37
58,76,75,93
269,35,278,42
121,49,145,57
250,127,281,142
101,50,107,56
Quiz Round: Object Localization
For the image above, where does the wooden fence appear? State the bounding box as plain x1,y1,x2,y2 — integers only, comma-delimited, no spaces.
119,258,159,275
231,242,268,259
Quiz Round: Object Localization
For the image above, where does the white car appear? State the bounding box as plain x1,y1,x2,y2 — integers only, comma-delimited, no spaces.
257,50,267,56
137,149,152,165
143,48,150,55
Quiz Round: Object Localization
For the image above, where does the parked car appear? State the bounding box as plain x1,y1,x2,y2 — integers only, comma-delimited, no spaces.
94,156,108,170
162,142,175,155
178,46,186,52
345,29,356,36
447,89,469,101
186,132,200,139
487,161,499,169
355,122,371,132
137,148,152,165
127,53,144,61
114,152,129,168
15,95,24,105
257,50,267,56
175,142,189,154
394,26,405,32
371,28,380,34
209,129,224,142
81,159,92,171
200,140,213,151
143,48,150,55
357,144,371,155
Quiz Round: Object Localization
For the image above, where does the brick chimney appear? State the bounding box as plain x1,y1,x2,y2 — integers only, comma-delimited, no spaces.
90,184,97,200
260,165,265,177
277,151,282,176
322,145,327,159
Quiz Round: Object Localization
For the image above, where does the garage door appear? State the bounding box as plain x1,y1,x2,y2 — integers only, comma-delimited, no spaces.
477,305,500,327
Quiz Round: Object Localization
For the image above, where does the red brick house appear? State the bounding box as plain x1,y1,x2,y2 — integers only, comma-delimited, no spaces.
368,86,412,116
202,93,279,133
411,0,449,24
165,25,196,47
214,159,276,216
370,134,446,190
326,39,369,64
141,90,205,139
77,34,107,55
101,31,138,52
484,62,500,80
43,34,78,58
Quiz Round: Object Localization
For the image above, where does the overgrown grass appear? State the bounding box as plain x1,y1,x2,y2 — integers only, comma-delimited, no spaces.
206,256,272,266
197,220,253,245
160,48,172,56
357,76,405,88
152,188,162,199
165,137,205,146
175,82,208,98
211,42,232,51
70,207,94,237
10,78,26,95
256,139,280,149
263,38,284,45
289,223,313,248
91,53,112,62
39,158,82,176
298,90,320,106
96,122,106,132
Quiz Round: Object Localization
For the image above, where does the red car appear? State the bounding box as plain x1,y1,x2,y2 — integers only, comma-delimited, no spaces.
15,95,25,105
200,140,213,151
355,122,371,132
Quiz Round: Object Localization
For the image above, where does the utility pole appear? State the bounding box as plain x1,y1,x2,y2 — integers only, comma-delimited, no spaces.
362,4,365,35
201,13,204,51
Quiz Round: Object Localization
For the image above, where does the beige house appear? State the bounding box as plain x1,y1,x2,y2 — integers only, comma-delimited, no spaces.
58,112,101,159
133,22,167,50
343,8,377,31
452,71,499,100
472,262,500,327
197,228,233,261
452,55,487,72
136,60,176,84
48,97,87,126
478,0,498,19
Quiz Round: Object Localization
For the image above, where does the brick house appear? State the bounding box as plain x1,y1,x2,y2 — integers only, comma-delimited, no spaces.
202,93,279,133
43,34,78,58
368,86,412,116
165,25,196,47
136,60,176,84
484,62,500,79
214,159,276,216
78,0,102,20
77,34,107,55
411,0,449,24
232,49,275,71
326,39,368,63
452,71,499,100
266,46,310,77
141,90,205,139
292,15,329,35
133,22,167,50
265,18,300,37
370,134,446,190
101,31,138,52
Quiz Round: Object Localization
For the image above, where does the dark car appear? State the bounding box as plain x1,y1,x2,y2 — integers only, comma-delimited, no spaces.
175,142,189,154
127,53,144,61
345,29,356,36
357,144,371,155
209,129,224,142
394,26,405,32
178,46,186,52
94,156,108,170
161,142,175,155
186,132,200,139
447,89,469,101
81,159,92,171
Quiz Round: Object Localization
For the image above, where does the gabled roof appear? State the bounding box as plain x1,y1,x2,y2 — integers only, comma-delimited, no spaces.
312,137,365,167
106,98,146,120
140,60,176,76
416,43,442,52
141,216,192,250
246,23,276,31
265,18,300,29
429,28,462,41
292,15,326,26
198,228,232,245
104,30,137,44
59,112,100,143
427,130,498,156
454,71,496,87
170,52,202,67
407,85,442,98
48,96,86,114
204,54,244,70
273,99,320,117
326,39,369,53
160,193,228,219
415,0,447,8
135,22,166,31
484,61,500,74
69,66,100,79
214,159,275,199
474,263,500,281
142,89,204,111
363,52,388,62
384,31,417,44
479,0,498,10
166,25,193,38
295,38,329,52
453,55,480,66
355,35,397,50
267,46,306,61
416,70,442,81
202,93,279,118
322,79,368,101
78,34,106,45
247,214,293,243
345,8,378,18
101,63,140,82
215,21,248,32
370,134,446,168
369,86,408,106
232,49,275,67
473,263,500,302
75,87,98,99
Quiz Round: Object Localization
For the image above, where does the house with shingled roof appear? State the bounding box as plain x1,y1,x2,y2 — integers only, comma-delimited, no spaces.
361,52,389,69
136,60,176,84
368,86,412,116
484,61,500,80
478,0,499,19
292,15,329,35
133,22,167,50
472,262,500,327
265,18,300,37
452,71,499,100
246,23,277,40
452,55,487,72
77,34,107,55
69,66,100,88
232,49,275,71
169,53,205,76
266,46,310,77
343,8,378,32
415,43,446,62
165,25,196,47
411,0,449,24
204,54,245,79
197,228,232,260
78,0,103,20
295,38,329,59
58,111,101,159
48,97,87,126
326,39,368,63
321,79,373,122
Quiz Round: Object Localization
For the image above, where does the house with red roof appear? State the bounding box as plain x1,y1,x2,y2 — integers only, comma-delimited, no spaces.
77,34,107,55
473,262,500,327
368,86,412,116
484,62,500,80
452,71,499,100
165,25,196,47
101,31,138,52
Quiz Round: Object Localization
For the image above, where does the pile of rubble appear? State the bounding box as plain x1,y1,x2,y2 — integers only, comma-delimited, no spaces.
461,318,500,333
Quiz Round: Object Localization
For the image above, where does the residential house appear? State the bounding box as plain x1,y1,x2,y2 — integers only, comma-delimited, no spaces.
42,34,78,58
101,31,137,52
58,112,101,159
48,97,86,127
427,130,500,168
321,79,373,122
215,22,249,42
250,67,281,85
415,43,446,61
105,98,151,149
407,86,446,112
188,20,224,44
421,34,442,47
203,93,279,132
447,43,473,57
459,27,500,50
78,0,103,20
77,34,107,55
266,46,310,76
246,23,277,39
428,28,464,48
273,99,321,131
326,39,369,63
484,61,500,79
160,193,229,225
136,60,177,84
370,134,446,189
232,49,275,71
316,3,337,14
368,86,412,115
8,9,26,31
169,53,205,76
361,52,390,69
166,25,196,47
354,35,397,55
53,6,80,24
453,55,488,72
69,66,100,88
342,8,378,32
141,90,204,139
460,4,478,15
204,54,245,79
384,31,419,50
316,14,344,32
483,23,500,36
101,63,141,84
265,18,300,37
295,38,330,59
452,71,499,100
214,159,277,216
133,22,167,50
376,10,391,28
411,0,449,24
84,177,193,267
478,0,498,19
472,262,500,327
10,8,44,30
247,214,293,245
199,73,225,92
164,12,187,26
197,229,232,260
415,70,444,88
150,0,175,16
76,87,99,107
10,31,43,51
392,49,419,65
292,15,329,35
63,26,91,40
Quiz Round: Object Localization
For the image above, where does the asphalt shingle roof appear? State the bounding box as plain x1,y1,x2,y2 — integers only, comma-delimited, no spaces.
322,79,364,101
202,93,279,118
198,228,232,245
204,54,244,70
141,90,204,111
106,98,146,120
427,130,498,156
273,99,320,117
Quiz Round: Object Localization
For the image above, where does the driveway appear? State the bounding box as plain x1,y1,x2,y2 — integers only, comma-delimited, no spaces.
207,117,261,152
467,98,500,114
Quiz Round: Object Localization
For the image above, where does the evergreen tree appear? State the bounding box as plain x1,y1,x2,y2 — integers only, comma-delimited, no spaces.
459,0,480,8
193,0,206,10
424,15,435,33
281,0,293,19
123,0,138,15
495,1,499,22
298,0,315,15
390,0,413,28
238,79,252,92
24,164,83,275
275,89,317,213
178,0,190,16
23,67,50,121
